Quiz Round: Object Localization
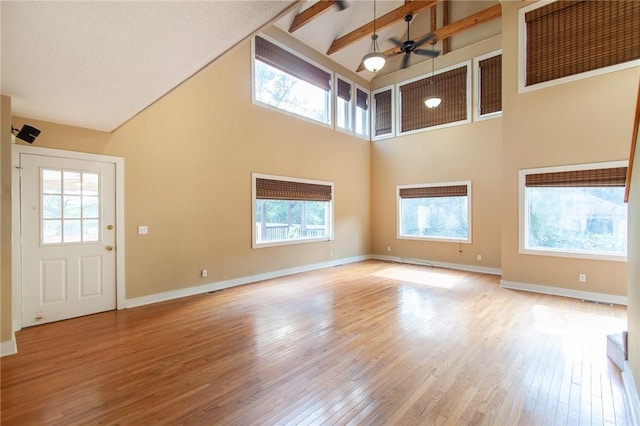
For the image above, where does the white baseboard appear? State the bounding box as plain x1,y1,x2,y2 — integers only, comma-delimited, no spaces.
124,255,370,309
371,254,502,276
500,279,628,306
623,363,640,425
1,336,17,357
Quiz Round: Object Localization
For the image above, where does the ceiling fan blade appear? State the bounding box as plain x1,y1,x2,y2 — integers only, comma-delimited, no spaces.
389,37,404,48
333,0,348,10
401,53,410,69
414,33,437,48
414,48,440,57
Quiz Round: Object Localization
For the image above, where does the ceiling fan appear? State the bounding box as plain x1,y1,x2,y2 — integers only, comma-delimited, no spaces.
389,14,439,69
333,0,348,11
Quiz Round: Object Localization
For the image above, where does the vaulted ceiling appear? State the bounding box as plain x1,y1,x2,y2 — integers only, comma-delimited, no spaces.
1,0,501,133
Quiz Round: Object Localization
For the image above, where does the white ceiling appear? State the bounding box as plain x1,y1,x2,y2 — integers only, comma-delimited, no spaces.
276,1,418,81
1,0,297,132
1,1,499,133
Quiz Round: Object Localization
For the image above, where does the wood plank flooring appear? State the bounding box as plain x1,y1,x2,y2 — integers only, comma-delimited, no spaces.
0,260,629,425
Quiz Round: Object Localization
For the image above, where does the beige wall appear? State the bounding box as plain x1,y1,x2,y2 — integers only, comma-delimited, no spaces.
628,95,640,397
501,1,638,296
370,35,503,270
1,96,12,343
8,36,371,303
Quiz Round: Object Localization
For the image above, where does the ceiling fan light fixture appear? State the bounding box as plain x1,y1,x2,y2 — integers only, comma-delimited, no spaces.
362,0,385,73
363,51,386,73
424,96,442,108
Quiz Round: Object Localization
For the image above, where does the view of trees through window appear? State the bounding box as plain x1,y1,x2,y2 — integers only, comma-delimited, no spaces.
255,199,329,244
400,196,469,240
525,187,627,255
254,60,329,124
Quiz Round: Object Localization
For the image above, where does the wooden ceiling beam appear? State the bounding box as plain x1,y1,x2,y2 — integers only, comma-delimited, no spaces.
356,3,501,72
289,0,335,33
327,0,442,56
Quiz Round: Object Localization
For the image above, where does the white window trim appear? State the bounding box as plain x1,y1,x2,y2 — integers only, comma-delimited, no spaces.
334,73,354,135
518,160,628,261
518,1,640,94
397,60,472,136
251,173,334,249
396,180,473,244
371,85,395,141
251,34,333,129
473,49,502,122
354,84,370,141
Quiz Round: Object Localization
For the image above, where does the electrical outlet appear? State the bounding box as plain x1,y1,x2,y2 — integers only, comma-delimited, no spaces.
579,274,586,283
387,246,391,252
330,250,333,257
477,254,482,261
201,269,208,278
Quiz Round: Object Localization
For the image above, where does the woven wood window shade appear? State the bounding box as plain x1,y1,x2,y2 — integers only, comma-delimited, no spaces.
337,78,351,102
525,1,640,86
256,178,332,201
374,89,392,136
479,55,502,115
399,185,468,199
525,167,628,187
356,88,369,110
400,66,467,132
255,36,331,91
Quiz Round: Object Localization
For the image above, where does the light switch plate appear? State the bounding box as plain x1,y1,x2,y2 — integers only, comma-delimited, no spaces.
138,226,148,235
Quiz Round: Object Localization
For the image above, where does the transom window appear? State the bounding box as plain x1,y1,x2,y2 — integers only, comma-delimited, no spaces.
41,168,100,245
253,35,331,126
252,173,334,248
397,181,472,243
520,0,640,91
520,162,628,260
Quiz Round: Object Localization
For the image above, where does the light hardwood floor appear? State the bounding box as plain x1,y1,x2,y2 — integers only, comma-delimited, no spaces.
1,260,629,425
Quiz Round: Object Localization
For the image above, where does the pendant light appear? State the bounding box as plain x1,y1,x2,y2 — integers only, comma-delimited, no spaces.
362,0,386,73
424,44,441,108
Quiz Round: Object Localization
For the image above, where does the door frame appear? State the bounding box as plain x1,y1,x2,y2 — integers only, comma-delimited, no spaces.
11,144,125,333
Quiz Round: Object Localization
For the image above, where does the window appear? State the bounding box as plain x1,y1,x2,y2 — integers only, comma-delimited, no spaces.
397,181,472,243
253,35,331,125
520,1,640,91
520,162,628,260
398,62,471,134
474,51,502,120
354,86,369,139
335,75,352,133
252,173,333,248
42,169,100,244
372,86,394,140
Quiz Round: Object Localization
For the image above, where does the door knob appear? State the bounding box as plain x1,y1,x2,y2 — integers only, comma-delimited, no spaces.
106,246,114,251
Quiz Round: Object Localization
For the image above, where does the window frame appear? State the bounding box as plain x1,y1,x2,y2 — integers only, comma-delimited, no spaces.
334,73,354,135
354,84,370,140
518,161,628,261
372,85,395,141
396,61,472,136
252,173,334,249
473,50,502,122
518,1,640,94
251,34,333,128
396,180,473,244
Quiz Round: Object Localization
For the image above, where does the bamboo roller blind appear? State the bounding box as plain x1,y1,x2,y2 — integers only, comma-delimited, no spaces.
337,78,351,102
479,55,502,115
399,185,468,199
356,88,368,111
375,89,392,137
256,178,332,201
525,1,640,86
525,167,628,187
255,36,331,91
400,66,467,132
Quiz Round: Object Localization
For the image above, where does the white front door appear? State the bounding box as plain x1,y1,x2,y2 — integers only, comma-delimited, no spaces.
20,153,117,327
